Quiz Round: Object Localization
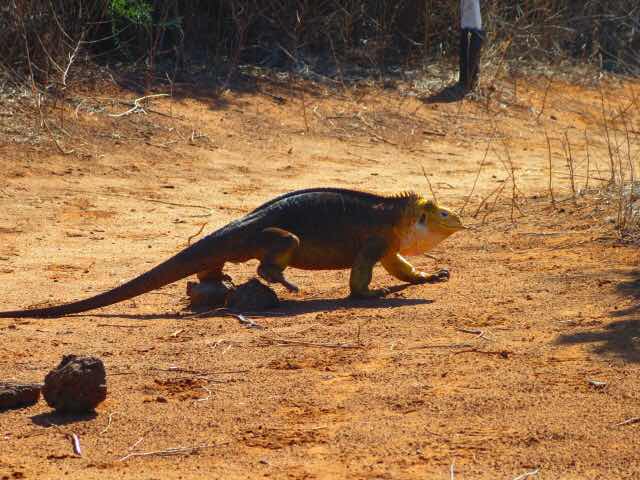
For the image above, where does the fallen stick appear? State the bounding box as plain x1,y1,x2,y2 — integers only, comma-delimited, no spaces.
456,327,493,341
97,324,149,328
195,386,212,402
235,313,265,330
108,93,170,118
118,443,218,461
454,349,511,358
356,112,398,145
615,416,640,427
512,469,539,480
46,422,82,457
187,222,208,246
183,309,265,330
409,343,474,350
71,433,82,456
259,336,364,350
100,412,116,435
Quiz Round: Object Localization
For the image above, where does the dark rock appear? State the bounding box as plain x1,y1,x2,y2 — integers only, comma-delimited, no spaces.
0,382,42,411
186,279,235,308
226,278,279,311
43,355,107,413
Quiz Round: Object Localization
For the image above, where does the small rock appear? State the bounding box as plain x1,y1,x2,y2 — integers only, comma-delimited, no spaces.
187,279,235,308
0,383,42,411
227,279,279,311
43,355,107,413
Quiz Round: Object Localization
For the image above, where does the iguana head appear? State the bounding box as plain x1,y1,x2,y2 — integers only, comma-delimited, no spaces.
398,198,465,256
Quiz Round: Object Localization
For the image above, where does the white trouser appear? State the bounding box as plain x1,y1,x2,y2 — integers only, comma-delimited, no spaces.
460,0,482,30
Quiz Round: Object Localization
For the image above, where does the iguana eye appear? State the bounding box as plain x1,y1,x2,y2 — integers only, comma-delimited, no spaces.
419,213,426,224
440,211,449,218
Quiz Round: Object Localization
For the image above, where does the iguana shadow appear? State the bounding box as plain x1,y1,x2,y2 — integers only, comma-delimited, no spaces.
87,284,433,320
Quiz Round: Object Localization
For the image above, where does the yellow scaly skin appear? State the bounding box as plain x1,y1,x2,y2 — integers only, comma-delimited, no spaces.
351,197,465,298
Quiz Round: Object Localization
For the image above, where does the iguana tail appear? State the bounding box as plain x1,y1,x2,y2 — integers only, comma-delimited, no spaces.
0,234,225,318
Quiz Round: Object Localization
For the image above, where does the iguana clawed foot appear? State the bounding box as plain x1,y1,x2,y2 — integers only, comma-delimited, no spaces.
415,268,450,284
349,287,391,299
258,265,299,293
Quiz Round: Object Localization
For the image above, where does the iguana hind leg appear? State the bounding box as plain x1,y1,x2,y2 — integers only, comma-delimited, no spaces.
197,263,231,283
349,237,390,299
255,227,300,292
381,253,449,284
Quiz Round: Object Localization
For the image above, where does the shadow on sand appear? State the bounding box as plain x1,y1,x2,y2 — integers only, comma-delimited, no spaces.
556,269,640,363
421,84,466,104
31,411,97,427
80,284,432,321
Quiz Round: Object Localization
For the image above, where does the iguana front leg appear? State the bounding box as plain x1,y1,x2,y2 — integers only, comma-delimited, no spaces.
256,227,300,292
349,237,390,299
381,253,449,284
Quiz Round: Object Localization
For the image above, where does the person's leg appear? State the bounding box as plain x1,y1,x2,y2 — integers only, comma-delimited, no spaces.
459,0,484,93
465,29,484,91
458,28,469,88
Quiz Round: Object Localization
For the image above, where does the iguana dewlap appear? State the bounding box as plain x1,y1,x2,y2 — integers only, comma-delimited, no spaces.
0,187,464,318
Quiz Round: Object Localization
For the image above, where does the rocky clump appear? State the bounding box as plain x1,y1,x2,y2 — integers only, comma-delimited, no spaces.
0,383,42,411
226,279,279,311
186,279,236,308
43,355,107,413
187,278,279,312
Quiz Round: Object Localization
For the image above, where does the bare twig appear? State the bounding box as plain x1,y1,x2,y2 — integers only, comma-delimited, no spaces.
460,132,494,215
123,436,145,455
357,112,397,145
187,222,208,246
584,129,591,190
108,94,170,118
100,412,116,435
119,443,218,462
45,422,82,456
97,324,149,328
41,116,74,155
544,128,556,207
195,385,213,402
456,327,492,341
615,416,640,427
259,336,364,349
409,343,474,350
562,131,577,204
454,349,511,358
421,164,439,204
235,313,265,330
182,308,265,330
536,76,553,122
512,469,539,480
52,187,213,214
62,32,85,87
472,182,505,218
71,433,82,456
480,182,507,225
599,87,616,184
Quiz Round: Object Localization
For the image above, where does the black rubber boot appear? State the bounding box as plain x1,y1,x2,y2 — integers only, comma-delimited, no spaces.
458,29,470,89
465,29,485,92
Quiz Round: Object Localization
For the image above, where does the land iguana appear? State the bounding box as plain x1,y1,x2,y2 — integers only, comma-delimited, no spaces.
0,187,464,318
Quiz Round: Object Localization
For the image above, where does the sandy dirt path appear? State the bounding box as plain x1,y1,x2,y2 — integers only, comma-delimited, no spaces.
1,76,639,479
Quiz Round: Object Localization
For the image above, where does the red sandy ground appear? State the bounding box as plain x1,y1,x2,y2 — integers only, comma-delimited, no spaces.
1,73,639,479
